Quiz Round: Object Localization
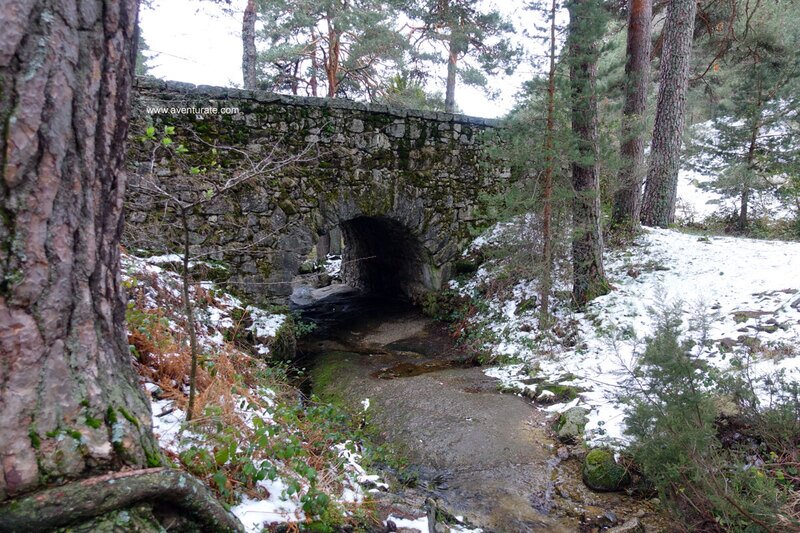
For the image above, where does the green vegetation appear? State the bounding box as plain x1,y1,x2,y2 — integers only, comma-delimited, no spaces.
623,304,800,531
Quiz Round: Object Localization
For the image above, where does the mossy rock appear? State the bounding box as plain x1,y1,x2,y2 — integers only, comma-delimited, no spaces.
534,382,580,404
298,260,318,274
582,448,631,492
555,406,588,443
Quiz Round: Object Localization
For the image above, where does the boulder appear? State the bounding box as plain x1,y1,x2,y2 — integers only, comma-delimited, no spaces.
555,406,589,443
582,448,631,492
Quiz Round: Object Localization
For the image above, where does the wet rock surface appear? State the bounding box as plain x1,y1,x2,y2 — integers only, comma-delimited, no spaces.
296,292,670,532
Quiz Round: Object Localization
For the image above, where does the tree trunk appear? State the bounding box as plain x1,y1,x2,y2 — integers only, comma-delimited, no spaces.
739,79,763,232
310,28,319,97
612,0,652,231
568,0,610,307
0,0,160,501
242,0,258,90
640,0,697,227
445,36,458,113
540,0,558,326
325,15,340,97
181,208,201,421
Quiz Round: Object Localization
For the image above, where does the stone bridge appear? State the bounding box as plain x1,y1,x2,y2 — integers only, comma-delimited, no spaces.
125,78,506,304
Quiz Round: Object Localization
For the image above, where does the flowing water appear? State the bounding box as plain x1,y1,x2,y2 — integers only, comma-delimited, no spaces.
294,286,666,532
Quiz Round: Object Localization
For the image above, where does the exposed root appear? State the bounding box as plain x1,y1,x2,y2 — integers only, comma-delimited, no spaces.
0,468,244,533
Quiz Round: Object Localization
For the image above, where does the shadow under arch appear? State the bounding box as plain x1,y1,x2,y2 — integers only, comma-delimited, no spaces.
338,216,434,301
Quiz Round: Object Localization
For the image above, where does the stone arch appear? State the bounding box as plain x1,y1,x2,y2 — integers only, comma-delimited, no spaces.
126,79,507,306
279,186,455,302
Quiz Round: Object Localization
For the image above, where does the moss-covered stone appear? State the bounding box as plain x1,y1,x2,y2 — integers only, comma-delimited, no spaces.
554,406,588,443
582,448,631,492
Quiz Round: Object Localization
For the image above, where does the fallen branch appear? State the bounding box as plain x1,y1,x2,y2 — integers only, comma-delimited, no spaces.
0,468,244,533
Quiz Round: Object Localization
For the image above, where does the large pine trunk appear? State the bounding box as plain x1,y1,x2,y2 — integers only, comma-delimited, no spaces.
0,0,159,501
640,0,697,227
612,0,652,230
242,0,258,90
568,0,610,307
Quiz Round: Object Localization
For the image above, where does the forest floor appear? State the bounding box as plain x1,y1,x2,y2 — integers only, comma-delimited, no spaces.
454,223,800,448
123,254,381,532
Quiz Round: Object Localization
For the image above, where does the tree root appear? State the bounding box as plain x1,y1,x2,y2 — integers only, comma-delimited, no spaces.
0,468,245,532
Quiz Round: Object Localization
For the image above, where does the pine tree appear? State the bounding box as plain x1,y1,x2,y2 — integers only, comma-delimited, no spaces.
687,0,800,231
640,0,697,227
257,0,407,99
0,0,160,501
611,0,652,231
567,0,610,306
407,0,521,112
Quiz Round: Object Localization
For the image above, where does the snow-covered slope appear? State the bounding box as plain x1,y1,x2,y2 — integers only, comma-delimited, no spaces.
123,254,378,532
454,226,800,446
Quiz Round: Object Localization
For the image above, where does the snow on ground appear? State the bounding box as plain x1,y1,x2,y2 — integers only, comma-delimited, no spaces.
676,168,793,224
324,254,342,278
385,515,484,533
676,168,730,222
122,253,284,353
124,253,382,531
456,225,800,447
232,478,305,531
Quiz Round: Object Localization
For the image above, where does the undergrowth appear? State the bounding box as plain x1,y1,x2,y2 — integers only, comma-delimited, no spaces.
623,304,800,532
124,256,381,531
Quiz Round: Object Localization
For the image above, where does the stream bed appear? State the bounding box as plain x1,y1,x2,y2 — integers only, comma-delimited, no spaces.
294,287,667,532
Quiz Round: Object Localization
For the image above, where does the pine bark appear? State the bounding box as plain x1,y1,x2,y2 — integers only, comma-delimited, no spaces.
640,0,697,227
568,0,610,307
0,0,159,501
540,0,558,325
611,0,652,230
445,37,458,113
242,0,258,90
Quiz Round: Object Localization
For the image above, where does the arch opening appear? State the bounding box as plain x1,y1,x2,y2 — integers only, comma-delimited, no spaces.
339,216,431,301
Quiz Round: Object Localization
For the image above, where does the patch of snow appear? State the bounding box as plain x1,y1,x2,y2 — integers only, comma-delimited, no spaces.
247,307,286,356
385,515,483,533
145,253,183,264
231,478,305,532
456,227,800,447
324,255,342,277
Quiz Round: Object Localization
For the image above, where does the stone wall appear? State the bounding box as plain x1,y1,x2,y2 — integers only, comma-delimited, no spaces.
125,77,506,304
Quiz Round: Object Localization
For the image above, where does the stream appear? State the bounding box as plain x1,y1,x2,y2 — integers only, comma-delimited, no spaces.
293,286,666,532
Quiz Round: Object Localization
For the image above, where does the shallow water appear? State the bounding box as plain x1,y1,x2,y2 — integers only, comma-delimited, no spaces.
294,289,667,532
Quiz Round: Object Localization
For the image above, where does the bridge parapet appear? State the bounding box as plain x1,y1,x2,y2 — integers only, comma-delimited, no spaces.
125,77,507,303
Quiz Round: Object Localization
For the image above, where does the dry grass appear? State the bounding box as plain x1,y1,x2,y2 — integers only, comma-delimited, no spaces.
777,490,800,529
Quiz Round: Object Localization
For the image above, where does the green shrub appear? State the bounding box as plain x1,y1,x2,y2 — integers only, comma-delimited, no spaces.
421,289,470,322
623,304,793,532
